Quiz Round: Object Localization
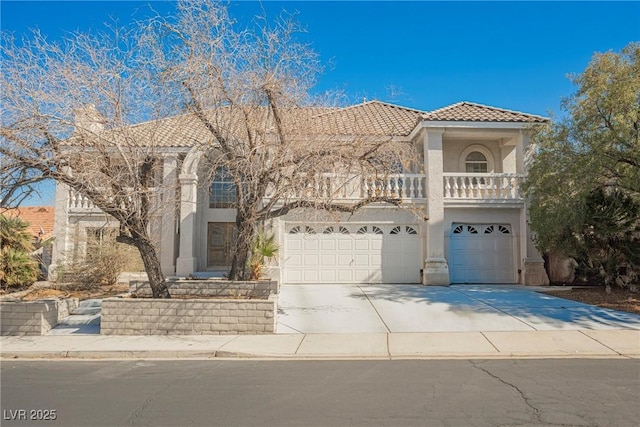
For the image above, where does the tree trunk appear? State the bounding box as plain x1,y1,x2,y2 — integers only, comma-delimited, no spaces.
134,238,171,298
228,213,257,281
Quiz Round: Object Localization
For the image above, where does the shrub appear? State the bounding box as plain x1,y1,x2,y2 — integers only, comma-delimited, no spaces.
0,215,39,289
60,228,144,288
248,231,279,280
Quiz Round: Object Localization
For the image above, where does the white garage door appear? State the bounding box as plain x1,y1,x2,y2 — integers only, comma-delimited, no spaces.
284,224,421,284
449,223,515,284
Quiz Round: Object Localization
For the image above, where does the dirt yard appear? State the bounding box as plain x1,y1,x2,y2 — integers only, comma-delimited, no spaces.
543,286,640,315
0,281,129,301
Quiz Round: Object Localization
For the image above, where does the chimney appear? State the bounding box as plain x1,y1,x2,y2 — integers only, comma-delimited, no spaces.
73,104,106,134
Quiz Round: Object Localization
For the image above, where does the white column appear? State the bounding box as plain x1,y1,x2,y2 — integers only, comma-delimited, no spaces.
175,173,198,276
160,155,178,276
518,131,549,285
422,129,450,285
49,181,70,280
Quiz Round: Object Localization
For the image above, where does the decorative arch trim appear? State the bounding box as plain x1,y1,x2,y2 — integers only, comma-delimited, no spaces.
458,144,495,173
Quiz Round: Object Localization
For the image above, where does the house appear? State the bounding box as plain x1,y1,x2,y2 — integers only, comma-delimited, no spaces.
51,100,550,286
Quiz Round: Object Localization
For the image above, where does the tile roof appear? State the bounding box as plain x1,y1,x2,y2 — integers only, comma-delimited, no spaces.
68,101,426,148
311,101,427,136
2,206,55,241
68,100,547,148
422,101,548,123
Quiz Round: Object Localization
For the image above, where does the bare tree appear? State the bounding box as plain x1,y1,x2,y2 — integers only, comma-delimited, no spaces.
0,23,181,298
151,1,420,280
1,0,420,290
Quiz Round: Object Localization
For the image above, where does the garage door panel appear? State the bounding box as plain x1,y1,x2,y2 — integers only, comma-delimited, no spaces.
284,223,421,284
287,238,302,251
303,270,319,282
320,239,336,251
320,254,336,266
354,239,371,251
287,254,303,267
303,239,319,251
319,270,336,282
450,223,514,284
338,239,353,251
337,270,353,282
353,254,370,266
337,254,352,266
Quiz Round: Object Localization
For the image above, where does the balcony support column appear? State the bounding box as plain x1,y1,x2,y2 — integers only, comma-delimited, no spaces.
175,173,198,276
422,129,450,285
160,155,178,276
518,131,550,285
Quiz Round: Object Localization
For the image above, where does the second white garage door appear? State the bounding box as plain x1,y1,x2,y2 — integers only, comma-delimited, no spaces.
449,223,515,284
284,224,421,284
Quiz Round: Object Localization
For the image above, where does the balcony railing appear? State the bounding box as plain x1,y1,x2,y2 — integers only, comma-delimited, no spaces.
283,173,427,202
67,188,161,212
443,173,523,200
68,189,97,210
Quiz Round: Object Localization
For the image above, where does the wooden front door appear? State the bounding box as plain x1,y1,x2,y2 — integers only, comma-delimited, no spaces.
207,223,236,268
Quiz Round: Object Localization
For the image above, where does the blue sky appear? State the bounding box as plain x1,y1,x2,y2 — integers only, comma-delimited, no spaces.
2,1,638,205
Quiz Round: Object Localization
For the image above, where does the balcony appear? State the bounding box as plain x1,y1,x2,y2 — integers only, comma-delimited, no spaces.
281,173,427,203
68,189,98,211
443,173,524,202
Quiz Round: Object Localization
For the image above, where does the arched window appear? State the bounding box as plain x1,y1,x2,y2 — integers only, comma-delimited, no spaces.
465,151,488,173
459,145,494,173
209,167,237,208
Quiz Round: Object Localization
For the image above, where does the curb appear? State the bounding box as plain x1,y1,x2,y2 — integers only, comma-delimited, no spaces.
1,350,634,361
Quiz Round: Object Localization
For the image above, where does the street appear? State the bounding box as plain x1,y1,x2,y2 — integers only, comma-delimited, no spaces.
1,359,639,426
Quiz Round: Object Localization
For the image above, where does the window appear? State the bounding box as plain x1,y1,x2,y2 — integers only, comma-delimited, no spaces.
209,168,237,208
405,226,417,235
465,152,488,173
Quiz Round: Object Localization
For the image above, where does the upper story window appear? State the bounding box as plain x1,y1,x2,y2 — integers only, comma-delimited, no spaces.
209,167,237,209
465,151,488,173
459,144,495,173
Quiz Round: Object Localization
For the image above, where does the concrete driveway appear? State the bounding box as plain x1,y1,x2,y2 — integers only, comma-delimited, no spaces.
276,284,640,333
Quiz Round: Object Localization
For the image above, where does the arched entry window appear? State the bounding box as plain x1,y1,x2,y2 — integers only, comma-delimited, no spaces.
465,151,488,173
209,167,237,208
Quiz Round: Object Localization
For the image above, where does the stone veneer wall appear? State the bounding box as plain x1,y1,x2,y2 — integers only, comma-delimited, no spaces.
130,280,278,298
0,298,78,336
101,295,276,335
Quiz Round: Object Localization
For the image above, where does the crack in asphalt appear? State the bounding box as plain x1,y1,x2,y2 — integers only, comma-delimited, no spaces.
469,360,543,425
124,369,199,426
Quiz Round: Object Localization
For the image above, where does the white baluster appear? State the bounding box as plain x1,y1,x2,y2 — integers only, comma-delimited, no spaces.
410,177,415,198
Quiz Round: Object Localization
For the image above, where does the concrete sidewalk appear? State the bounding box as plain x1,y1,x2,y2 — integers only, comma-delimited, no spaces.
2,329,639,360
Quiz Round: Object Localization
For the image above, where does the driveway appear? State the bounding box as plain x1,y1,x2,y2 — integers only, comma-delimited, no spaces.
276,284,640,333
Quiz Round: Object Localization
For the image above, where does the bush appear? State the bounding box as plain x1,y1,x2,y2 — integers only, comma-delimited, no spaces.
0,247,38,289
60,228,144,288
0,215,39,289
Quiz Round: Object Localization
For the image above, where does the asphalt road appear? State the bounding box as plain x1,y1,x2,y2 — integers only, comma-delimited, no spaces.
1,359,639,427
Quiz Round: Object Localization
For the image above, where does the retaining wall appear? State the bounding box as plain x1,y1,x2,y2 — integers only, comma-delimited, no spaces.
101,295,276,335
0,298,78,336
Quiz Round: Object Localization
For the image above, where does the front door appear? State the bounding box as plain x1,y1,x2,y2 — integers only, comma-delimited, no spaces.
207,223,236,268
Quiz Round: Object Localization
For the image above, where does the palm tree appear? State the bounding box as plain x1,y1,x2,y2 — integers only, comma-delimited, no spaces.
0,215,38,289
0,215,34,252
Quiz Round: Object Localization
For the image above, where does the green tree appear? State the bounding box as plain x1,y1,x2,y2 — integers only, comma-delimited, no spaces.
0,215,38,289
524,42,640,288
